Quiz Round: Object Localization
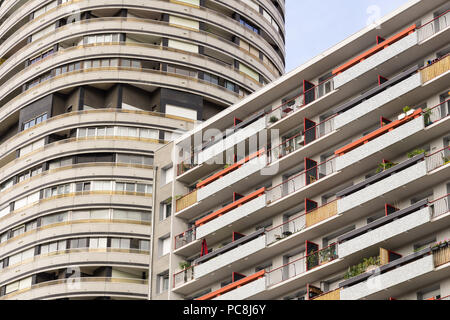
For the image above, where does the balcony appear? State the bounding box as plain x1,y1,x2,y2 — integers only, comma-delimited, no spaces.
267,115,336,164
196,270,266,300
176,190,198,213
421,54,450,83
196,149,267,201
335,108,422,157
266,77,335,122
430,193,450,219
266,157,337,205
339,244,450,300
417,10,450,43
333,25,417,88
333,65,421,131
337,154,427,214
311,288,341,300
195,189,266,239
193,230,266,279
335,114,424,172
197,117,266,166
426,146,450,172
265,243,338,288
338,199,431,258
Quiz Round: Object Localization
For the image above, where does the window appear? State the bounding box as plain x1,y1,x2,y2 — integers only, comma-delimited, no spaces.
41,212,68,227
70,238,88,249
203,72,219,85
160,200,172,221
23,113,47,131
157,271,170,294
162,166,174,185
112,209,150,222
89,237,107,249
117,154,153,166
159,236,171,257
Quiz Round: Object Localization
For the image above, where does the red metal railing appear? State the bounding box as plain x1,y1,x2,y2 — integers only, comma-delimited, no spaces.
266,157,337,204
429,194,450,219
426,146,450,172
173,265,195,288
437,294,450,300
265,243,338,287
267,115,336,163
265,212,307,245
417,10,450,42
196,270,266,300
266,77,335,121
174,227,196,251
423,98,450,126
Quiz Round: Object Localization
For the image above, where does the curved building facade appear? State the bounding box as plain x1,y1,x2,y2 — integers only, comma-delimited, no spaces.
0,0,285,300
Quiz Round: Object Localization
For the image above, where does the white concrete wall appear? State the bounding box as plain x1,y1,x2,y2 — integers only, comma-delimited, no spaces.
334,32,418,88
339,207,431,258
338,161,428,214
195,236,266,278
341,255,435,300
198,117,266,165
214,277,266,300
336,117,425,171
196,194,267,239
197,155,267,201
334,73,421,130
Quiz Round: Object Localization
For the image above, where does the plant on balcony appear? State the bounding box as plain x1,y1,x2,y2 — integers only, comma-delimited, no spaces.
284,145,294,153
319,245,337,264
375,161,398,174
407,149,426,158
175,195,183,200
269,116,279,124
423,108,433,126
179,261,191,270
343,256,381,280
307,252,319,269
442,156,450,165
402,106,412,113
431,239,450,250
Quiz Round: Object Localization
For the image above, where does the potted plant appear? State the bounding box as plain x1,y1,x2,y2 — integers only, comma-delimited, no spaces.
269,116,279,124
423,108,433,126
179,261,191,270
407,149,426,158
398,106,415,120
375,161,397,174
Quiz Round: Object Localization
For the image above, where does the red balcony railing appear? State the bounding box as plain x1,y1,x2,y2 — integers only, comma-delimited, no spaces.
265,199,338,245
266,157,337,204
335,108,422,156
267,115,336,163
429,194,450,219
174,227,196,251
417,9,450,42
332,24,416,75
265,243,338,287
266,77,335,121
196,270,266,300
426,146,450,172
173,265,195,288
195,188,266,227
423,98,450,126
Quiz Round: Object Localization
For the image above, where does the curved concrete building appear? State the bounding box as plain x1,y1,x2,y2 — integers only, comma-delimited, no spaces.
0,0,285,300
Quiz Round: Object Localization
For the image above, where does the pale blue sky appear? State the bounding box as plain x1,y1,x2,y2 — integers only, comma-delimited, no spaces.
285,0,411,71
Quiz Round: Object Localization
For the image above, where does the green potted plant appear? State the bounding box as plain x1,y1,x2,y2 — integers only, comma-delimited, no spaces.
423,108,432,126
179,261,191,270
375,161,397,174
407,149,426,158
269,116,279,124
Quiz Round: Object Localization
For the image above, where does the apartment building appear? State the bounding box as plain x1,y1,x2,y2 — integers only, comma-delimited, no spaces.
0,0,285,299
163,0,450,300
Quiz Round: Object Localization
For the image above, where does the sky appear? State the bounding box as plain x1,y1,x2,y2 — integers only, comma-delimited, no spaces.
285,0,411,72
